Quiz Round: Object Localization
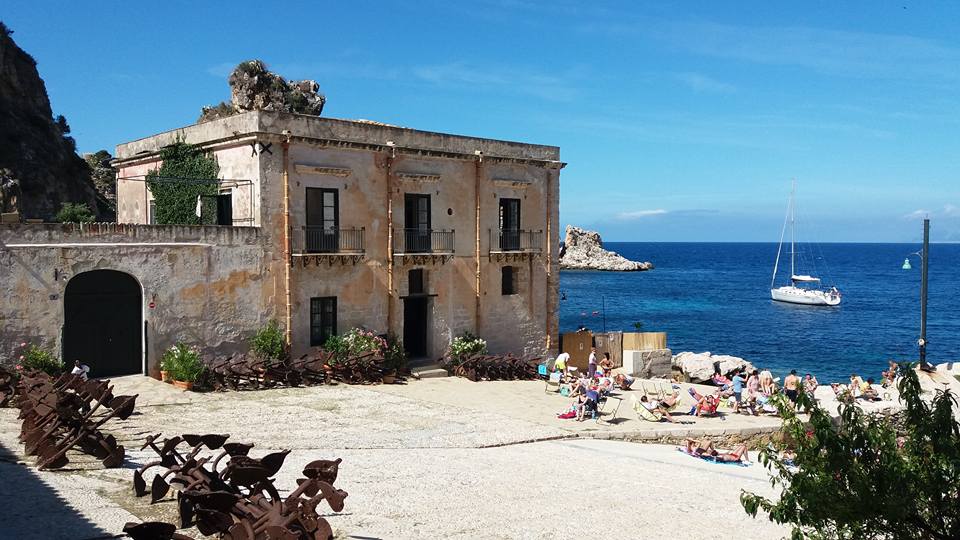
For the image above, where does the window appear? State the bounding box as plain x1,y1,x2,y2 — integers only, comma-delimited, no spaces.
403,194,431,253
499,198,521,250
408,269,425,295
306,188,339,252
310,297,337,346
148,200,156,225
501,266,516,295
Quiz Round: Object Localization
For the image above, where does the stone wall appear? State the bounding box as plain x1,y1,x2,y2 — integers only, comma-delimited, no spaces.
0,223,271,375
110,110,562,362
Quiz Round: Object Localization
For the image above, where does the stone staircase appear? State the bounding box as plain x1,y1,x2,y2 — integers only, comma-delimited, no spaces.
407,357,449,379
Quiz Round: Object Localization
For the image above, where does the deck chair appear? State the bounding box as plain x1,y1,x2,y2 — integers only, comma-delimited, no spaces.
544,372,562,394
642,381,661,399
632,395,665,422
596,393,623,424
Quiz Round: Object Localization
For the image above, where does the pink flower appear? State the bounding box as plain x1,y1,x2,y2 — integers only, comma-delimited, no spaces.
15,364,22,370
20,342,27,347
18,355,24,360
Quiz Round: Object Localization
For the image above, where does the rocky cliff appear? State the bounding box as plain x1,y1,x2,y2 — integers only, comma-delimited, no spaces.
559,225,653,271
198,60,325,123
0,23,110,220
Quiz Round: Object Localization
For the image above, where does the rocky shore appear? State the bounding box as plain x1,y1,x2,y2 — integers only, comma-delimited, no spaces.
672,351,757,383
559,225,653,271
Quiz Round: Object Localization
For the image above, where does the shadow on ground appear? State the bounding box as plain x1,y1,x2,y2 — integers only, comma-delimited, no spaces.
0,440,114,540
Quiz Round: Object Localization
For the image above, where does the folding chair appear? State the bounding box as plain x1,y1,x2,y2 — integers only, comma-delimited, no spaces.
596,393,623,424
544,372,562,394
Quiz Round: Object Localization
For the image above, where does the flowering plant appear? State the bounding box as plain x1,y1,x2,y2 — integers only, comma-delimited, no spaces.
15,341,64,376
161,343,204,382
324,328,406,370
446,332,487,366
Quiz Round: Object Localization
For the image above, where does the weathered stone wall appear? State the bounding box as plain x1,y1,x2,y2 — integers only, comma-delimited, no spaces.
0,223,270,375
111,110,562,362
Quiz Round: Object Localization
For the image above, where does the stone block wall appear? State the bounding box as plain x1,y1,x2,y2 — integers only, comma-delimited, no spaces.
0,223,272,375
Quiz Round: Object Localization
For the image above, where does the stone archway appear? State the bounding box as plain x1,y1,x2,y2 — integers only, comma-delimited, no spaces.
63,270,142,378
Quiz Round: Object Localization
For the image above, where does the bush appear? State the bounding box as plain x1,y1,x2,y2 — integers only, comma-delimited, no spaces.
161,343,204,383
251,320,288,361
323,328,405,370
14,342,63,376
446,332,487,366
55,202,95,223
145,140,219,225
741,363,960,539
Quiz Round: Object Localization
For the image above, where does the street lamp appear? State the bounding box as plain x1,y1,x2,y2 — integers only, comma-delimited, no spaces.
903,218,934,372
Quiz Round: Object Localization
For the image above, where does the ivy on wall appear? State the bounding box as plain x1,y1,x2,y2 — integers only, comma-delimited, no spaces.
145,140,219,225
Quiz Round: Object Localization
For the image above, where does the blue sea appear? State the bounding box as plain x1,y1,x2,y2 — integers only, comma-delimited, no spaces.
559,242,960,384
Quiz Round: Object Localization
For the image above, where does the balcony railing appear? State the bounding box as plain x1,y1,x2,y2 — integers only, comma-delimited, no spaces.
489,229,543,253
293,227,365,254
394,228,455,254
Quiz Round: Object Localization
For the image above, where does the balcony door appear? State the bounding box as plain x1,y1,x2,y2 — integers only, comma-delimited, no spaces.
404,194,431,253
499,198,521,251
306,188,338,253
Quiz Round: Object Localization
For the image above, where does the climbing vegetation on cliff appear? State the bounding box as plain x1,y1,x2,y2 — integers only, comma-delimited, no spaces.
741,363,960,540
146,140,219,225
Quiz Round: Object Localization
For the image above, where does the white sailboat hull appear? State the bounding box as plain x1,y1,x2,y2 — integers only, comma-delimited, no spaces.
771,286,841,306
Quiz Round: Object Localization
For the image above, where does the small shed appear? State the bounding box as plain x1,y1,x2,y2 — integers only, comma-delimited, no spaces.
592,331,623,368
560,331,593,371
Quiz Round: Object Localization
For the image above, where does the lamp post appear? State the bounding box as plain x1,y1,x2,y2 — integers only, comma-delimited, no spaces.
903,218,933,372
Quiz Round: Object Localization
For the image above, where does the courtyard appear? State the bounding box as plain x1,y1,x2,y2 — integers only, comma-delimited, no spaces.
0,376,791,539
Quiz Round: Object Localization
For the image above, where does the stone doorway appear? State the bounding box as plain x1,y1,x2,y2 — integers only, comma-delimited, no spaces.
63,270,142,378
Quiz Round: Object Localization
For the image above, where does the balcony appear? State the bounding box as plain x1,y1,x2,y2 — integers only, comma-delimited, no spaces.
489,229,543,255
291,227,365,266
394,228,455,264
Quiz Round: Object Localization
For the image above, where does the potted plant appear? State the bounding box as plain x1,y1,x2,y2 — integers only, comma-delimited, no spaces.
162,343,203,391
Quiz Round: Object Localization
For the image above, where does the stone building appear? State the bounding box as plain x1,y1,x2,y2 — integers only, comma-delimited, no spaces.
0,111,562,377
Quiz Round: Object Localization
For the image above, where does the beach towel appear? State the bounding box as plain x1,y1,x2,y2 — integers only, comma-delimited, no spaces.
676,447,750,467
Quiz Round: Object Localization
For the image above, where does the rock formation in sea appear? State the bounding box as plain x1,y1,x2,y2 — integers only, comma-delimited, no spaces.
672,351,756,383
559,225,653,271
0,23,112,220
198,60,326,123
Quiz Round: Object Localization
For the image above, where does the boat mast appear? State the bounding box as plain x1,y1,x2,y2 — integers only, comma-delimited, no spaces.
772,184,791,288
790,180,796,279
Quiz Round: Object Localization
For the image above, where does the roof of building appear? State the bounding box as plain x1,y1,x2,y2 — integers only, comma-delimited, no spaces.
114,111,561,164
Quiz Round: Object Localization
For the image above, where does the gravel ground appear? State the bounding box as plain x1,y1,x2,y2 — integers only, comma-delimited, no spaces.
0,379,789,539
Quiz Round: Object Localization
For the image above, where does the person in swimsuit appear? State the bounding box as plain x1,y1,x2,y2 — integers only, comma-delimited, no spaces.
684,438,749,463
783,370,800,405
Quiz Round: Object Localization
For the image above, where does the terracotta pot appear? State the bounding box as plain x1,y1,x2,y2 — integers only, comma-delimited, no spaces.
382,375,396,384
160,370,171,383
172,380,193,391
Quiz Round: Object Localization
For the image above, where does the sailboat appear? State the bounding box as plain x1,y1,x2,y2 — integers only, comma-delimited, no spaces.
770,182,841,306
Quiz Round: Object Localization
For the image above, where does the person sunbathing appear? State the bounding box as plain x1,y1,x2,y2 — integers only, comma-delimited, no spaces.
639,394,679,422
614,373,636,390
881,361,898,388
684,438,749,463
860,378,881,401
687,387,720,416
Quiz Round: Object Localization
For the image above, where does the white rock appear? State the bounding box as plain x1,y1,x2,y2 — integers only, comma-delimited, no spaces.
559,225,653,271
672,351,756,383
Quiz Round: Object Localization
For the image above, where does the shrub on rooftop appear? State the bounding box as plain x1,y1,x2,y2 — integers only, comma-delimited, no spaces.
741,362,960,540
145,140,219,225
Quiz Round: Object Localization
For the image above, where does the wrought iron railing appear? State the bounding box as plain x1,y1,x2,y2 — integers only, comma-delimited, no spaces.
394,228,455,254
293,227,365,254
489,229,543,253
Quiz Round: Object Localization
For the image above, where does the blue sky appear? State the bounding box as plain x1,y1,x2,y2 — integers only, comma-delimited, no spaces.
5,1,959,242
